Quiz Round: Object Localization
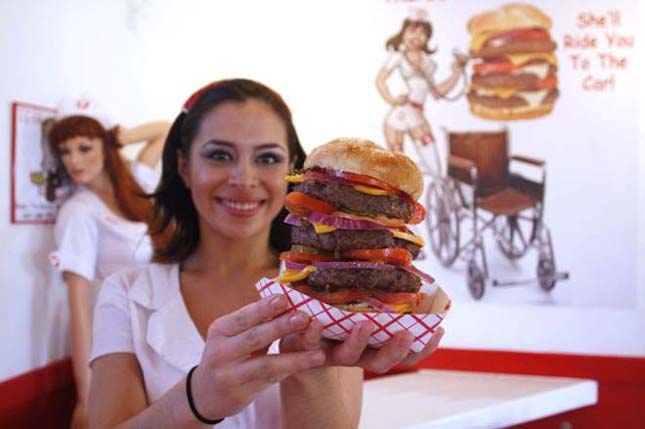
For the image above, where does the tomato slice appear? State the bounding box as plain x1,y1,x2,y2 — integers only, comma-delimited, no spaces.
343,248,412,266
292,284,367,305
279,251,335,264
292,283,425,309
373,291,422,305
409,200,426,224
285,192,336,217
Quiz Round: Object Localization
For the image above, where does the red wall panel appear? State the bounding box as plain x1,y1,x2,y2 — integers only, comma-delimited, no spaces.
2,349,644,428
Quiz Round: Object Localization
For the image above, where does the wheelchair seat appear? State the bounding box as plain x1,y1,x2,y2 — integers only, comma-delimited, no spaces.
477,188,535,216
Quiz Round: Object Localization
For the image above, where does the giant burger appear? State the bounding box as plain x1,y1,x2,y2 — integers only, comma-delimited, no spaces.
467,3,559,120
278,138,434,314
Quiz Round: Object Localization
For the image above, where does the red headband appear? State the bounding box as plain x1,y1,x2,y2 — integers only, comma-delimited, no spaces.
181,80,224,114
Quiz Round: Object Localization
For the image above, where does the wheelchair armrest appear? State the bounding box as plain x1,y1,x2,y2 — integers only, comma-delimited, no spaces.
448,155,475,170
510,154,545,167
448,155,477,185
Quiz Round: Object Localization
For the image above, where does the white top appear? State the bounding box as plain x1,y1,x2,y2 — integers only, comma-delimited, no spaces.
90,263,282,429
384,51,437,104
49,162,159,283
360,369,598,429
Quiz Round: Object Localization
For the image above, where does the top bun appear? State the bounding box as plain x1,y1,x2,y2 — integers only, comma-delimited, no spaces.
304,138,424,200
468,3,552,36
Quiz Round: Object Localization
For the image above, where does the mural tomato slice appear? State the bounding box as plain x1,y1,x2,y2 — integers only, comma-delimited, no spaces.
536,75,558,89
284,192,337,217
474,60,516,75
484,28,550,48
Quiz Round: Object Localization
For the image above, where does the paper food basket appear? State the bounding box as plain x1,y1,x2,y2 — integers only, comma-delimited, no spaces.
255,277,451,353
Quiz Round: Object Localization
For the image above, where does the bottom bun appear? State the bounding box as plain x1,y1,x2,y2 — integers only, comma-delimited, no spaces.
335,303,377,313
469,101,555,121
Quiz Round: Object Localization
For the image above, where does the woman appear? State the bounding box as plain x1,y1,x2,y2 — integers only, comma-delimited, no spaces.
88,79,444,428
376,9,464,173
48,116,170,429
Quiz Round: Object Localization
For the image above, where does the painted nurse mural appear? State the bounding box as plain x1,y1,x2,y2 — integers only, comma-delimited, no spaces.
376,8,467,176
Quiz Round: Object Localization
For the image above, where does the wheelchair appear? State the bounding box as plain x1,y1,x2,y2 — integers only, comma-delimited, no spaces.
421,128,568,300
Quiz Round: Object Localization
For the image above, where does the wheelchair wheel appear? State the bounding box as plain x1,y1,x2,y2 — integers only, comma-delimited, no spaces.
426,180,460,267
537,252,557,291
467,260,485,300
495,212,535,260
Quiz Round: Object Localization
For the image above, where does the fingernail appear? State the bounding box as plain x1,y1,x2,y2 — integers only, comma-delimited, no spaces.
308,351,325,365
360,322,375,336
432,328,445,342
271,295,287,311
290,312,309,327
399,332,414,350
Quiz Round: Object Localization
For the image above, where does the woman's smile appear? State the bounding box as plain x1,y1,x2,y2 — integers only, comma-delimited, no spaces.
216,197,267,218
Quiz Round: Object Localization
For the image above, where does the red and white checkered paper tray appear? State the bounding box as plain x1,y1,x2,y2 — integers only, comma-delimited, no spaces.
255,277,451,353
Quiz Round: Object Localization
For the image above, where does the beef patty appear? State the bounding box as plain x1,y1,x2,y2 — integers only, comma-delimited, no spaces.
307,268,421,293
295,180,413,222
291,224,422,259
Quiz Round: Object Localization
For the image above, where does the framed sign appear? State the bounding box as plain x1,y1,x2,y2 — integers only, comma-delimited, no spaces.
11,101,60,224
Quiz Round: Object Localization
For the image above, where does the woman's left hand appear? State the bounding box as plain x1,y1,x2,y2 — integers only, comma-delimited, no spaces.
450,60,464,75
281,320,445,374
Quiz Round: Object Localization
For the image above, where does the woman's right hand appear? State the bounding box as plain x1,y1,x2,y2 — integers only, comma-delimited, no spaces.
188,295,325,421
391,95,408,106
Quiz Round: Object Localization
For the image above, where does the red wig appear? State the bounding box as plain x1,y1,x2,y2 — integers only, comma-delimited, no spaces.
48,115,152,224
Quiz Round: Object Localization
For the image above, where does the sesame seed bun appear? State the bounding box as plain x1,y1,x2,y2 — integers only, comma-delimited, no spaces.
304,138,424,200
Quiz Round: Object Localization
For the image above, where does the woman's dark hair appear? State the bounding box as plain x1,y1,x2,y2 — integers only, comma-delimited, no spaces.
386,19,436,54
48,115,152,224
150,78,307,263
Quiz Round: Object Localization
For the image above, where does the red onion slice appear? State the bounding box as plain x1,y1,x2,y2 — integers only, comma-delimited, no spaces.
399,264,435,284
284,260,309,271
284,213,305,226
307,212,388,231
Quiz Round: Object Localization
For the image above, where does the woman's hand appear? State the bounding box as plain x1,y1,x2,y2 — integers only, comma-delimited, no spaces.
188,295,326,421
282,320,445,374
391,94,409,106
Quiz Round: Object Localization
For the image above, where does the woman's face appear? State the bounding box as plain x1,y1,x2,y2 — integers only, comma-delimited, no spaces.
181,98,290,242
402,24,429,50
58,136,105,186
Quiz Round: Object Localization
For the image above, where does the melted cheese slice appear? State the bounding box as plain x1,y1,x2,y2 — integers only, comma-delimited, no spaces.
389,303,414,313
473,86,517,99
391,230,425,246
506,52,557,67
284,173,304,183
353,185,391,196
312,223,337,234
278,265,317,283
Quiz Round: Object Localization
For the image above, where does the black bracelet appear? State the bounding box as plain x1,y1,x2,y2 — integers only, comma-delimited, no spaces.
186,365,225,425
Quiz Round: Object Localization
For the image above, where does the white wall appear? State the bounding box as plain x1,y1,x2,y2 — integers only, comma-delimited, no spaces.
0,0,147,380
1,0,644,382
